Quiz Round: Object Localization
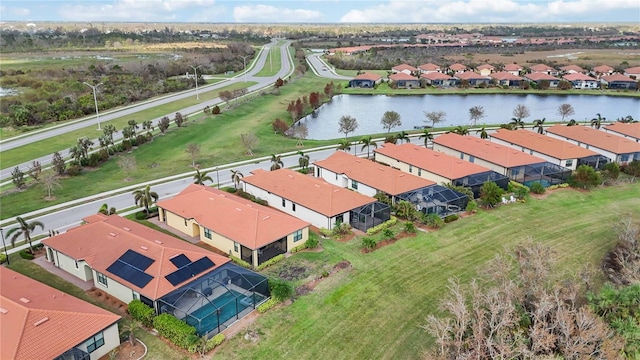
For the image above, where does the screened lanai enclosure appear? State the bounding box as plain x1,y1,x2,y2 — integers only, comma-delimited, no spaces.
349,202,391,232
577,155,610,170
452,170,510,198
158,263,269,336
396,185,469,217
509,162,572,188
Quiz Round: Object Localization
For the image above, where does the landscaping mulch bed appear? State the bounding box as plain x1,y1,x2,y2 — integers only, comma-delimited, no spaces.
86,287,128,315
98,340,146,360
295,260,351,296
334,232,356,243
361,232,417,253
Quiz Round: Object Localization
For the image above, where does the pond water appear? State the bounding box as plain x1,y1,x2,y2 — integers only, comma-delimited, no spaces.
300,94,640,140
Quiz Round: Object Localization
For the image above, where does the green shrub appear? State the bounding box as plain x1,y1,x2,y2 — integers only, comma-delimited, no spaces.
19,250,34,260
153,313,197,350
220,186,237,193
382,228,394,239
444,214,459,223
87,152,102,167
128,299,155,327
135,211,147,220
256,254,285,271
66,165,82,176
269,278,293,301
422,213,445,229
318,228,333,238
507,180,528,193
365,216,398,235
403,221,416,234
257,298,280,313
207,333,225,350
465,200,478,213
529,182,546,194
0,253,6,264
332,222,351,237
514,185,530,200
229,255,252,269
290,243,307,253
305,233,319,249
361,237,377,250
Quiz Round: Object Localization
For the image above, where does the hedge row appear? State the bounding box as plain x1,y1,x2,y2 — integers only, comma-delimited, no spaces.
256,253,285,271
257,298,280,313
229,255,252,269
153,313,197,350
128,300,155,327
366,216,398,235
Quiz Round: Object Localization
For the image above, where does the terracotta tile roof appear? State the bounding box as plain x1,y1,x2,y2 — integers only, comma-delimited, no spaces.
242,168,375,217
455,72,490,80
353,72,382,81
601,73,636,82
389,72,419,81
374,143,494,180
624,66,640,74
503,63,522,71
560,64,585,72
392,64,417,72
449,63,467,71
563,73,597,81
434,133,545,167
524,72,560,81
491,129,599,160
0,267,121,360
418,63,440,71
314,151,435,195
604,122,640,140
420,72,452,80
547,124,640,154
530,63,556,72
157,185,309,250
489,71,522,81
476,64,494,70
42,216,231,300
593,65,614,73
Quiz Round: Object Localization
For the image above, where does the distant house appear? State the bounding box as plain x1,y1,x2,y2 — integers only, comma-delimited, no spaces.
600,73,638,90
603,122,640,142
592,65,614,78
448,63,468,74
624,66,640,79
242,168,383,231
391,63,418,75
374,142,509,198
433,133,571,187
421,72,455,87
524,72,560,88
454,71,491,86
529,63,558,76
418,63,441,74
490,129,609,170
504,63,523,76
1,267,121,360
489,71,522,87
157,184,311,269
43,214,269,336
546,124,640,164
389,72,421,89
562,73,599,89
349,72,383,88
560,64,585,74
476,64,495,76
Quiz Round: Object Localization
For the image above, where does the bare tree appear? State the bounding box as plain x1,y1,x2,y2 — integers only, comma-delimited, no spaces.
291,123,308,147
381,111,402,132
338,115,359,138
557,103,575,122
39,171,61,200
185,143,201,167
28,160,42,181
512,104,531,122
241,133,258,156
424,111,446,128
469,105,486,126
118,156,137,181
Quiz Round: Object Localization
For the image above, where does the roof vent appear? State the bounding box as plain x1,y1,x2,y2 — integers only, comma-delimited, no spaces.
356,159,361,163
34,317,49,326
209,197,215,201
154,240,163,244
236,208,242,211
108,232,118,237
19,297,30,304
333,189,340,192
140,246,149,251
288,174,293,178
314,184,320,188
262,216,270,220
123,227,131,231
0,308,8,314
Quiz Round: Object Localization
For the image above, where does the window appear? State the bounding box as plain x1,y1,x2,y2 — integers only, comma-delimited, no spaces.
132,291,139,300
511,168,520,177
86,332,105,353
234,242,239,252
459,153,464,159
565,159,573,168
620,154,629,163
468,156,475,163
75,260,79,269
204,227,212,239
292,203,296,212
282,198,286,207
184,219,187,227
417,168,422,176
409,165,413,173
293,230,303,242
97,272,108,287
351,180,358,190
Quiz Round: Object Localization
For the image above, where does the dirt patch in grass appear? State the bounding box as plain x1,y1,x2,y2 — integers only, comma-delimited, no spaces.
334,232,356,243
277,264,311,282
295,260,351,296
99,339,146,360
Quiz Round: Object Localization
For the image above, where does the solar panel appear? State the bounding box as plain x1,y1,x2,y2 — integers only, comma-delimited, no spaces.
165,257,215,286
106,260,154,288
169,254,190,268
120,249,154,271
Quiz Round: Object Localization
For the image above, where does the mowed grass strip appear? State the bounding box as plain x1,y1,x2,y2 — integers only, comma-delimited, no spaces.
214,183,640,360
253,46,281,77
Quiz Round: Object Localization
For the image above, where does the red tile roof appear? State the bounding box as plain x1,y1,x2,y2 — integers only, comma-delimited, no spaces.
593,65,614,73
449,63,467,71
389,72,419,81
624,66,640,74
42,216,231,300
530,63,556,72
314,151,435,195
353,72,382,81
563,73,597,81
434,133,545,167
1,267,121,360
560,64,585,73
489,71,522,81
420,72,453,81
157,185,309,250
547,124,640,154
374,143,494,180
601,73,636,82
418,63,440,71
524,72,560,81
476,64,494,70
503,63,522,71
491,129,599,160
242,168,375,217
392,64,417,72
455,72,490,80
604,122,640,140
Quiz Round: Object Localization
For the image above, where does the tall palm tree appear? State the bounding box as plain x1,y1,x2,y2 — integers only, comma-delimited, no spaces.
337,138,351,153
69,145,83,164
475,126,489,139
360,136,377,159
395,130,410,144
532,118,546,134
297,151,310,169
270,154,284,171
193,169,213,185
6,217,44,252
449,126,469,136
591,113,605,129
509,117,525,129
132,185,159,215
230,169,244,190
419,129,434,148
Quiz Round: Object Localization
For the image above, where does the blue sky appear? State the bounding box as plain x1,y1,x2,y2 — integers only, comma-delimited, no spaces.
1,0,639,23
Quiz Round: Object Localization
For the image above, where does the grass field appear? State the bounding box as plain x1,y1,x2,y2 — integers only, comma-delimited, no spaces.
253,46,282,77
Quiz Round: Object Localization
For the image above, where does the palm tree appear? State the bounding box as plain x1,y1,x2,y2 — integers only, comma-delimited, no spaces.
119,318,142,346
567,119,578,126
509,117,525,129
591,113,605,129
98,203,117,215
395,130,410,144
337,138,351,152
297,151,310,169
6,217,44,252
193,169,213,185
360,136,377,159
419,129,434,148
270,154,284,171
132,185,159,215
69,145,83,164
532,118,546,134
476,126,489,139
449,126,469,136
230,169,243,190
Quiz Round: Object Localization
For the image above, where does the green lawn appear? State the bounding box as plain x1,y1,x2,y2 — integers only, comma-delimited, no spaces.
214,182,640,359
253,46,282,77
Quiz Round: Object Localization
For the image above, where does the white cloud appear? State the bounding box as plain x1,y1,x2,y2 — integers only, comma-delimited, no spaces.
57,0,217,22
233,4,324,22
4,6,31,17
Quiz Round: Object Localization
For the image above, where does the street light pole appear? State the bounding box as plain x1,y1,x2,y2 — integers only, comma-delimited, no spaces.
269,47,273,72
83,82,103,130
215,167,220,189
239,55,250,83
1,227,10,265
188,65,202,100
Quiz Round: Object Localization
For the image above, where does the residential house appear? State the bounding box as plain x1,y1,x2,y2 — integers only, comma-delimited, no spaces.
592,65,614,78
476,64,495,76
157,184,310,269
489,71,523,87
559,64,585,74
349,72,383,88
242,168,384,231
524,72,560,88
0,267,121,360
391,63,418,75
603,122,640,142
448,63,468,74
490,129,609,170
433,133,571,187
421,72,455,87
504,63,523,76
418,63,441,74
374,142,508,198
600,74,638,90
454,71,491,87
624,66,640,79
562,73,599,89
546,124,640,164
529,63,559,76
389,72,421,89
42,214,269,336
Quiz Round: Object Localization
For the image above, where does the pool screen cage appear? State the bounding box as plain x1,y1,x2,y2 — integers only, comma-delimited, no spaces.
157,263,269,336
577,155,610,170
519,162,572,188
396,184,469,218
453,171,510,198
350,201,391,232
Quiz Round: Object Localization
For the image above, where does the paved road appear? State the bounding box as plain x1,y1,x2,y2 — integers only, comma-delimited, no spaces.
306,53,352,80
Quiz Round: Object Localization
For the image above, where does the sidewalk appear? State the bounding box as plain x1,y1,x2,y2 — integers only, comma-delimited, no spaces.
33,255,94,291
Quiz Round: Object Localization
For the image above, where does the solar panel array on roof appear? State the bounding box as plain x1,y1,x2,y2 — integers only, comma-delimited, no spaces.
120,249,154,270
169,254,191,268
165,257,215,286
106,250,155,288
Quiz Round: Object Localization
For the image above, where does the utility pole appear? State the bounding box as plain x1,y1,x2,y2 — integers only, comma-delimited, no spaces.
83,82,103,130
189,65,202,100
239,55,250,83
